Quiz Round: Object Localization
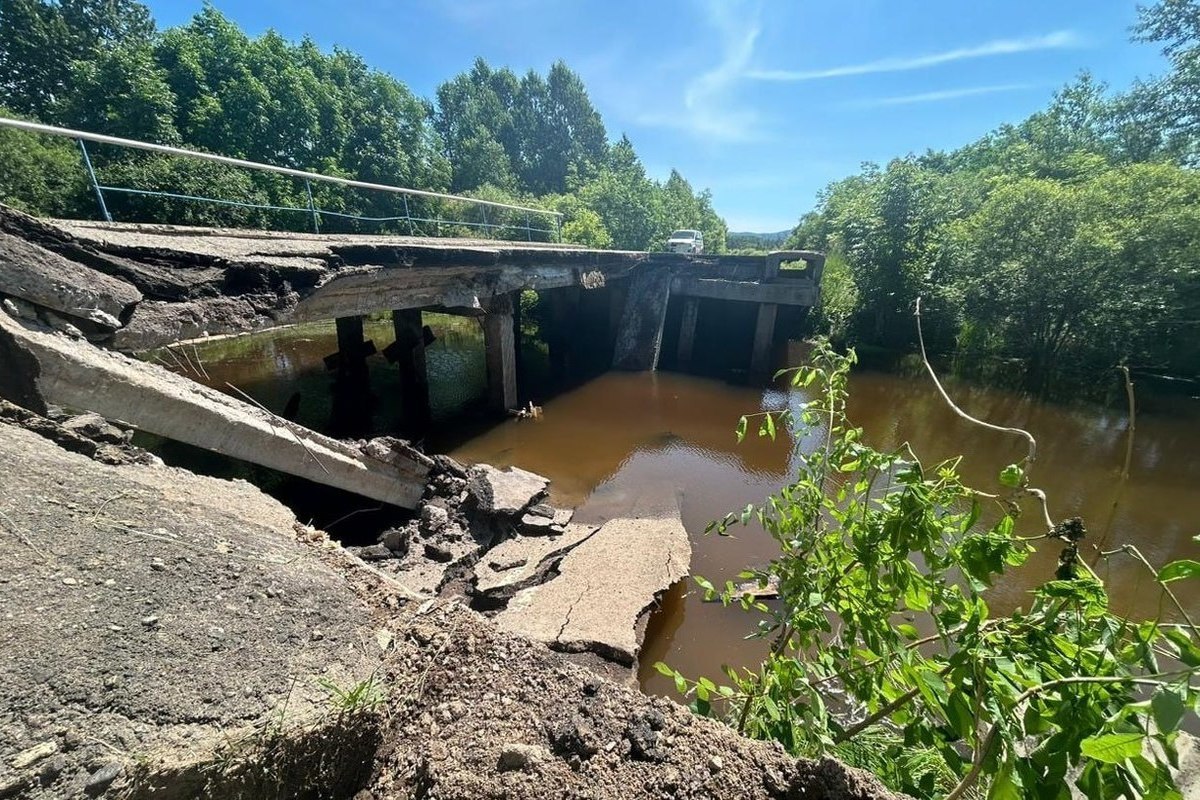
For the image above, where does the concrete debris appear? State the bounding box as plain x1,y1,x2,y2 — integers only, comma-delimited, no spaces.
474,524,598,597
495,516,690,665
467,464,549,516
61,412,132,445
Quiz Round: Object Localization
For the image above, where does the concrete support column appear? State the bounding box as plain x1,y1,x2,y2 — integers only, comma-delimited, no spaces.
483,293,518,412
750,303,778,380
325,315,377,437
676,297,700,367
384,309,430,428
544,287,579,380
325,315,376,377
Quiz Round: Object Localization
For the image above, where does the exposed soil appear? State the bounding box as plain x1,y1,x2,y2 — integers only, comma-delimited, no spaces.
0,413,897,800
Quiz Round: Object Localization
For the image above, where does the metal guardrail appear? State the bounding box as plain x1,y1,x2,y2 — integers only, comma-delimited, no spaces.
0,116,563,241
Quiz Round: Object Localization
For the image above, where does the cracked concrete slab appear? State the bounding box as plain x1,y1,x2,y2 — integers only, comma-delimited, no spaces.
494,516,690,665
474,523,598,596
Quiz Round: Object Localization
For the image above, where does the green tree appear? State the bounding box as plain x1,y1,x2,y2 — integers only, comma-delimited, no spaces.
0,109,87,216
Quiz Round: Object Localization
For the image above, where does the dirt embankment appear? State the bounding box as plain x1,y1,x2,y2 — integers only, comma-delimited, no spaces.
0,411,897,800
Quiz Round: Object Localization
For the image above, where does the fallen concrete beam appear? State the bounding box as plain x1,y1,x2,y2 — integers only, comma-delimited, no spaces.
0,311,430,508
671,276,817,306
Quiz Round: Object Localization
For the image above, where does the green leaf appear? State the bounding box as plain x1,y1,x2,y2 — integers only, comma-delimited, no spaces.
1080,732,1145,764
1151,688,1187,734
763,413,776,440
999,464,1024,488
652,661,674,677
1157,560,1200,583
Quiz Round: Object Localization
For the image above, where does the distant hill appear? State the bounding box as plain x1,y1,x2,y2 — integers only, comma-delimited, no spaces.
727,230,792,251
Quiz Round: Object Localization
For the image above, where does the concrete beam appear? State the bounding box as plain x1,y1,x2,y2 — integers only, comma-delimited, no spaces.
483,294,518,412
292,263,633,323
0,311,430,508
670,276,817,306
677,297,699,367
750,303,779,380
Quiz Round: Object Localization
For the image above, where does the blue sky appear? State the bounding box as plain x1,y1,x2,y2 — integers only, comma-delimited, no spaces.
140,0,1168,231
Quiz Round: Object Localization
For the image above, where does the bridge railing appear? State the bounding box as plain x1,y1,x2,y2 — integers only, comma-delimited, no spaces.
0,116,563,242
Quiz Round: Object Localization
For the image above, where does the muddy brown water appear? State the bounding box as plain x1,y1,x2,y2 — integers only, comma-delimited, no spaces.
174,321,1200,701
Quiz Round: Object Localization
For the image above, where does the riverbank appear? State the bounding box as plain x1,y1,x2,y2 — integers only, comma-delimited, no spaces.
0,410,895,799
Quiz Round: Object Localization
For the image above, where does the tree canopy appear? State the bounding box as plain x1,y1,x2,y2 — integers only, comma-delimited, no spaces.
788,0,1200,392
0,0,727,251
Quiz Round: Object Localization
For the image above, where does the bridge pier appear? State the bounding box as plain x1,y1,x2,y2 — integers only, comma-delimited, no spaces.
676,297,700,368
542,287,580,380
324,315,376,377
382,309,431,428
483,293,518,412
749,303,778,380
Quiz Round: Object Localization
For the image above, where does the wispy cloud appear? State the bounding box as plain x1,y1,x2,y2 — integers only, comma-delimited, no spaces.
634,0,767,143
843,83,1038,109
749,31,1083,82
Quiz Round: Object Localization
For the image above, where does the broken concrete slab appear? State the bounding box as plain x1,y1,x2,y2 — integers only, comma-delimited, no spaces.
494,516,690,665
467,464,548,516
519,511,557,535
474,523,599,597
0,311,431,508
60,412,131,445
0,228,141,328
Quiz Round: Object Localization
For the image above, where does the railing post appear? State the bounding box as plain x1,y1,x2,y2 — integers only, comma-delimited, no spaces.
403,194,415,236
77,139,112,223
526,213,532,242
555,214,562,243
304,179,320,233
482,205,489,239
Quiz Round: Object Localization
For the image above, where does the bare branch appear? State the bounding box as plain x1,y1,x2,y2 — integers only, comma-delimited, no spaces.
914,298,1037,465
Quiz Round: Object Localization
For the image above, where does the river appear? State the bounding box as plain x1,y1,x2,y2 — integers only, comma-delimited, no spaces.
168,316,1200,699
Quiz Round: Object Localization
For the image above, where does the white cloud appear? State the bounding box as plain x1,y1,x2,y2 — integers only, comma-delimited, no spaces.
843,83,1037,109
634,0,767,143
749,31,1083,82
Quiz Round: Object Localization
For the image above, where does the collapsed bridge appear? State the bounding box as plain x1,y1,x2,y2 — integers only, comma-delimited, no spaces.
0,203,822,509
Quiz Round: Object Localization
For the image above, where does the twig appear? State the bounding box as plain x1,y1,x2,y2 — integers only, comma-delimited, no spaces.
1106,544,1200,638
1093,367,1138,559
1118,366,1137,481
169,343,201,378
191,341,211,381
915,298,1053,532
914,299,1037,465
0,507,48,560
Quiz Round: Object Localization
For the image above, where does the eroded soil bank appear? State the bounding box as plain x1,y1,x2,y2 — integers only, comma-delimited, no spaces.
0,411,895,800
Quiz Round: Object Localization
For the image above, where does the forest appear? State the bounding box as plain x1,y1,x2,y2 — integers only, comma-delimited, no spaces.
787,1,1200,394
0,0,728,252
2,0,1199,393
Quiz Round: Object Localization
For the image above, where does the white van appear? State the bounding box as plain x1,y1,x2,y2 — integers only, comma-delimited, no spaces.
667,229,704,254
